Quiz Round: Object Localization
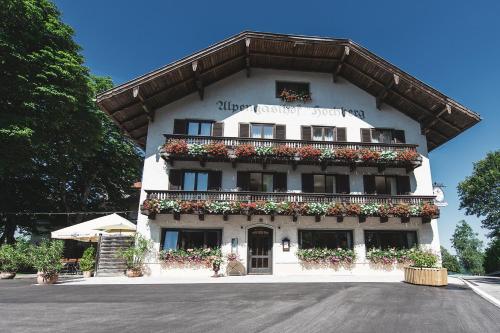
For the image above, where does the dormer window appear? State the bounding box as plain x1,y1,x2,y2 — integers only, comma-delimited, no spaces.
276,81,311,102
360,128,406,144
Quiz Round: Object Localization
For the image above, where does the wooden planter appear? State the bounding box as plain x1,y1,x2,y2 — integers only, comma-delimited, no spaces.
404,267,448,287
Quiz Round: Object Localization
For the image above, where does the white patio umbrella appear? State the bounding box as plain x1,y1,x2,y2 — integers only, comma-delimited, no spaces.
51,213,136,242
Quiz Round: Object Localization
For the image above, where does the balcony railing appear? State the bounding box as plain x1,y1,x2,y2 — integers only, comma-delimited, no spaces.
146,190,434,205
162,134,422,171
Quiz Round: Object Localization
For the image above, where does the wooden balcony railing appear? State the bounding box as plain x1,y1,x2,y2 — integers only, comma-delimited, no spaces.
164,134,419,152
145,190,434,206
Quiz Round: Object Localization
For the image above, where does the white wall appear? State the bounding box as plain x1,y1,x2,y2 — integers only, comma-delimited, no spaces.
136,68,440,276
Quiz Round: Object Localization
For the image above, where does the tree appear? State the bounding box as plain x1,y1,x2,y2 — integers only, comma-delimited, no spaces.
0,0,142,244
451,220,484,275
483,238,500,274
440,246,461,273
457,151,500,238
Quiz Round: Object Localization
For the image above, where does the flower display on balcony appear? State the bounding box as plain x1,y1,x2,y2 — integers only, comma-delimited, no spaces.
279,88,312,102
161,139,421,166
296,248,356,265
141,198,439,220
366,248,438,266
159,247,222,267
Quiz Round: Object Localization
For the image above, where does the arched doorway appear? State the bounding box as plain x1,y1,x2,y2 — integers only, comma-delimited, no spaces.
247,227,273,274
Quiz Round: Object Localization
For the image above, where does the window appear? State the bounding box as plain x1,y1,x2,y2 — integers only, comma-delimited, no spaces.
364,230,417,250
276,81,310,98
161,229,222,250
183,171,208,191
302,174,350,194
313,127,335,141
363,175,410,195
360,128,405,144
251,124,274,139
302,126,346,141
187,120,212,136
299,230,353,249
250,173,275,192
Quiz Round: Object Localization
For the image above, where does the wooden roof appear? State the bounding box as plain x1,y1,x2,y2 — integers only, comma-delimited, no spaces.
96,31,481,151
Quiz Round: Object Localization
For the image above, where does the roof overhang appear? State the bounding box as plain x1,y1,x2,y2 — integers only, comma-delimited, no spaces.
96,31,481,151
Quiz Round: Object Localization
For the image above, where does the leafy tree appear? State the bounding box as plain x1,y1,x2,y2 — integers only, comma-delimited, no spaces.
0,0,142,244
457,151,500,238
451,220,484,275
483,238,500,274
440,246,461,273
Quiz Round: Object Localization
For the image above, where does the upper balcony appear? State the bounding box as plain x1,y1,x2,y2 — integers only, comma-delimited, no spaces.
161,135,422,172
142,190,438,223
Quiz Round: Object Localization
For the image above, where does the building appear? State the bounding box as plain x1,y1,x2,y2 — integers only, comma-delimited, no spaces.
96,32,480,277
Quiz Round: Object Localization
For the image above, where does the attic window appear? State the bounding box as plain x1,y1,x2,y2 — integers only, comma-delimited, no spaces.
276,81,311,102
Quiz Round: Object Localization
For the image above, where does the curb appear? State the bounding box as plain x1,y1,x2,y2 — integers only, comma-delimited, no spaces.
459,278,500,309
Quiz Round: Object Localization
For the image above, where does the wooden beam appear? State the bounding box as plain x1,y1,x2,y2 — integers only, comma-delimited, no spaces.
332,46,350,82
192,61,204,100
343,63,462,133
376,74,399,110
245,38,251,78
251,51,341,64
132,86,155,121
423,104,452,134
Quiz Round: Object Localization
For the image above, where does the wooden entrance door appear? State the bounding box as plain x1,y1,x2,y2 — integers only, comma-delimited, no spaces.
248,227,273,274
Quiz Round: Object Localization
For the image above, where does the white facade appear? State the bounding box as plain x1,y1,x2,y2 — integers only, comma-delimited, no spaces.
137,68,440,277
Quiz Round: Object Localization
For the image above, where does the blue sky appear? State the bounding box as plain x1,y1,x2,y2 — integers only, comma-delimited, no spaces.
54,0,499,251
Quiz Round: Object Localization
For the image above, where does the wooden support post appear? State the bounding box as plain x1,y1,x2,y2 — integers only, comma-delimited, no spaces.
333,46,350,83
376,74,399,110
192,61,204,100
132,86,155,121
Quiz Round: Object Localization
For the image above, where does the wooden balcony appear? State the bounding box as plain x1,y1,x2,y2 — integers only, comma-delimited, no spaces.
162,134,422,172
146,190,434,206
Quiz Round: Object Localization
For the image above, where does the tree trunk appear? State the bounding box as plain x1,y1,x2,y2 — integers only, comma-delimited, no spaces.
0,217,17,245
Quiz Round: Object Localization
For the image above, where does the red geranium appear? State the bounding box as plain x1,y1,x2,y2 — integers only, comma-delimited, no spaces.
273,145,297,157
206,142,228,157
391,204,411,217
327,203,345,216
234,144,256,157
359,149,380,162
163,139,188,155
397,150,419,162
335,148,358,161
297,145,321,159
421,202,439,218
345,203,361,216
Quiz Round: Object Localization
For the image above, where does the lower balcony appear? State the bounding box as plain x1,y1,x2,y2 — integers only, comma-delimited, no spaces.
142,190,438,223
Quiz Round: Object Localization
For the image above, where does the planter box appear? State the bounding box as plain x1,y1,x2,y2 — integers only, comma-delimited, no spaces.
404,267,447,287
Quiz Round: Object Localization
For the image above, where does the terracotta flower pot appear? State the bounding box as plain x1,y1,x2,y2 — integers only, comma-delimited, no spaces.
82,271,93,278
126,268,143,278
0,272,16,279
37,272,58,285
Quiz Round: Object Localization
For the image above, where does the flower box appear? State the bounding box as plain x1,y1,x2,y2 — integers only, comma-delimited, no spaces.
404,267,447,287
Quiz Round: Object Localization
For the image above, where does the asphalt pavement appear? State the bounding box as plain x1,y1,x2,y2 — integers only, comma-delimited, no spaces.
0,279,499,333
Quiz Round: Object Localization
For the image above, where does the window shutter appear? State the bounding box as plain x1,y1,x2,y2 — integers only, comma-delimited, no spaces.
392,130,406,143
208,171,222,190
301,126,312,140
169,170,183,190
173,119,187,134
363,175,376,194
273,173,287,192
212,122,224,137
301,174,314,193
336,175,350,194
274,125,286,140
397,176,411,195
236,171,250,191
336,127,347,142
239,123,250,138
360,128,372,143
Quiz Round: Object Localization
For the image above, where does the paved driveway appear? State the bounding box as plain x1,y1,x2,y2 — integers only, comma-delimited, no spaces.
0,279,499,333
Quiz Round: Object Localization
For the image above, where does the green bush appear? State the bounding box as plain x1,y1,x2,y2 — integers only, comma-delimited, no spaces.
483,238,500,274
440,246,461,273
409,249,438,268
117,235,152,271
79,247,95,272
30,240,64,278
0,241,31,273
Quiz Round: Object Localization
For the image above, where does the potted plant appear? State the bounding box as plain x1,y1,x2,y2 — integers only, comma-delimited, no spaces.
30,240,64,285
404,249,447,287
0,244,22,279
118,234,152,277
79,247,95,278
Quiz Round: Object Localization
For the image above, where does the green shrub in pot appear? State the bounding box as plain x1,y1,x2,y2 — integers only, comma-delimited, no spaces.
117,235,152,277
0,245,20,279
409,249,438,268
79,247,95,277
30,240,64,284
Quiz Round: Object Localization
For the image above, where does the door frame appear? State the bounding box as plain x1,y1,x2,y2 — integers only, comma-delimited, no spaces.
247,226,273,275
